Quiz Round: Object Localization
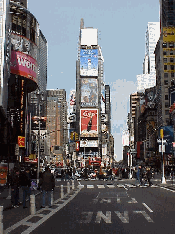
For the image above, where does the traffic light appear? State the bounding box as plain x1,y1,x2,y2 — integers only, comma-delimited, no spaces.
75,132,79,141
70,132,74,140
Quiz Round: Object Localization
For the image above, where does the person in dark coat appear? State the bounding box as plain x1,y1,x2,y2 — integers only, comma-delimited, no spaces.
39,166,55,208
20,168,31,208
146,168,152,186
10,167,20,208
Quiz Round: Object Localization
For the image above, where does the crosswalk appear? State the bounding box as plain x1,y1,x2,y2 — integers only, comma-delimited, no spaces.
78,184,158,189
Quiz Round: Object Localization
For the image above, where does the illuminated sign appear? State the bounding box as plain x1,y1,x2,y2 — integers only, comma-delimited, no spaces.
10,51,38,83
80,109,98,137
81,28,98,46
18,136,25,147
81,78,98,107
80,49,98,76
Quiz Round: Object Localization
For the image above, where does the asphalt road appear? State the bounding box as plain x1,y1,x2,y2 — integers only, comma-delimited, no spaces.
4,178,174,234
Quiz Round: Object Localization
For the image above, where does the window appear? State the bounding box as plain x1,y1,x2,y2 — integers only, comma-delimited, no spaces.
163,43,167,48
170,51,174,55
163,51,167,55
171,73,174,78
164,65,167,70
165,102,169,108
165,95,169,100
171,65,174,70
169,43,174,48
165,110,169,115
170,58,174,63
164,58,167,63
164,73,168,78
164,80,168,85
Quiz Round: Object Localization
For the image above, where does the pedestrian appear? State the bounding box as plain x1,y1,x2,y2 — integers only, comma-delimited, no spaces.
20,168,31,208
39,166,55,208
136,165,140,184
107,168,113,180
146,168,152,186
10,167,20,208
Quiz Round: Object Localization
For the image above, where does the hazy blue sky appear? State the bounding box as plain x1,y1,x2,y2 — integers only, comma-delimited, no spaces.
28,0,160,161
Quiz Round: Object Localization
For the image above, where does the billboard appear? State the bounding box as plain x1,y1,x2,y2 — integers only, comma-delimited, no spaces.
10,51,38,83
80,49,98,76
70,90,76,106
80,140,98,147
81,28,98,46
159,126,174,154
81,78,98,107
31,116,47,130
80,109,98,137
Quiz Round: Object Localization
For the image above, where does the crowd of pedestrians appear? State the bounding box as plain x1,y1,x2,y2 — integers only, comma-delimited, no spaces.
8,165,55,209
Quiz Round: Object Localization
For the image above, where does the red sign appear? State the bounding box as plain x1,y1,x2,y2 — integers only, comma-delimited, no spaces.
76,141,80,151
80,109,98,137
18,136,25,147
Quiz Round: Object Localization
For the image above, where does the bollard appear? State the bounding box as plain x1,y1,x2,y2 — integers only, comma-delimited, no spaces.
61,185,64,198
72,180,74,190
51,191,53,206
0,206,3,234
30,194,36,215
67,182,70,194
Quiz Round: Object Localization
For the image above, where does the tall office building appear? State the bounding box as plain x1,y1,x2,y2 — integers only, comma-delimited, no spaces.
137,22,160,91
74,19,113,168
47,89,68,164
155,0,175,127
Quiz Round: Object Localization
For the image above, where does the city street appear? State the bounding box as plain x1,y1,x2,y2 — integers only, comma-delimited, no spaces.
3,176,175,234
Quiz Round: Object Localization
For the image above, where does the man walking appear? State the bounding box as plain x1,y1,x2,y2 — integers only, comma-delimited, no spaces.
39,166,55,208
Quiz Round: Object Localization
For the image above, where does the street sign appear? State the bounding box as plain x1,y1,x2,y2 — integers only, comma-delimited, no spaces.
157,139,167,143
159,145,165,153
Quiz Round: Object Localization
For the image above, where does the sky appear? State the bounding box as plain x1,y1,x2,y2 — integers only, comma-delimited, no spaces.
28,0,160,161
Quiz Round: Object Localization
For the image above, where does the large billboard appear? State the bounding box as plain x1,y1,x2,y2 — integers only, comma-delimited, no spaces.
80,49,98,76
81,29,98,46
10,51,38,83
80,109,98,137
10,33,38,84
81,78,98,107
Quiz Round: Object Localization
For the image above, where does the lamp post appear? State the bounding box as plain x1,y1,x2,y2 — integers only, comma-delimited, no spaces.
160,129,166,184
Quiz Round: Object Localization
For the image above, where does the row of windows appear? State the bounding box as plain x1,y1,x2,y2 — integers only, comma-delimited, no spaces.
163,42,175,48
163,51,174,55
163,58,174,62
164,72,174,78
164,65,175,70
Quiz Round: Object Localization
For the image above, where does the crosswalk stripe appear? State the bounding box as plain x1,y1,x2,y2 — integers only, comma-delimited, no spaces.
87,185,94,188
107,185,115,188
97,185,105,188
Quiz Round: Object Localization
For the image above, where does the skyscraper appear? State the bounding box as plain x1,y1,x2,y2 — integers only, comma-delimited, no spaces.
137,22,160,91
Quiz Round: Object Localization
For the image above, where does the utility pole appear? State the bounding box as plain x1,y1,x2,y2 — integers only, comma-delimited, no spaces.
160,128,166,184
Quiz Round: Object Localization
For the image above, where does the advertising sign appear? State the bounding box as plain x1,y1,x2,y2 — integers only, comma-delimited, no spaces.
11,33,38,61
70,90,76,106
158,126,174,154
10,51,38,83
80,140,98,147
81,28,98,46
80,109,98,137
18,136,25,147
0,163,7,185
80,49,98,76
31,116,47,130
81,78,98,107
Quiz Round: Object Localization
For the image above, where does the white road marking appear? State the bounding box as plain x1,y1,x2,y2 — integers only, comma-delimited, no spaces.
100,198,111,203
4,188,82,234
160,186,175,192
128,198,138,203
78,185,84,188
95,211,112,223
79,212,93,223
133,211,154,222
87,185,94,188
115,211,129,223
142,203,153,213
107,184,115,188
97,185,105,188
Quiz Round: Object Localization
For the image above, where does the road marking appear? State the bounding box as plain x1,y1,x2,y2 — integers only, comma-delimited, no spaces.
160,186,175,192
133,211,154,222
79,212,93,223
117,195,121,203
4,188,82,234
97,185,105,188
142,203,153,213
95,211,112,223
114,211,129,223
78,185,84,188
87,185,94,188
128,198,138,203
107,184,115,188
100,198,111,203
